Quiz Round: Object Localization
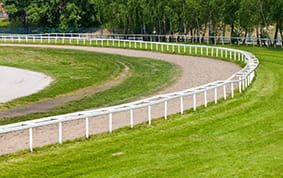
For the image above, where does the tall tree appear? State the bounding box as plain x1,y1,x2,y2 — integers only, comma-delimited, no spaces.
238,0,258,44
3,0,31,27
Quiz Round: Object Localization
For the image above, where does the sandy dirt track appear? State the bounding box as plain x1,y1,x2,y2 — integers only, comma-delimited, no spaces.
0,66,52,103
0,44,241,155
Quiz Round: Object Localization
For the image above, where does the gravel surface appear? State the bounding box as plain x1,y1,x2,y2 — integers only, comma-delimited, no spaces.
0,44,241,155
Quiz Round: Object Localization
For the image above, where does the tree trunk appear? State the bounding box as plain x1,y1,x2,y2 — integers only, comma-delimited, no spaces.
273,23,279,46
256,26,260,45
208,20,214,43
196,19,200,43
243,28,248,45
183,22,187,35
191,28,194,43
279,27,283,46
260,26,266,46
231,23,234,37
231,23,234,44
202,24,207,43
222,24,226,37
266,25,272,45
222,23,226,44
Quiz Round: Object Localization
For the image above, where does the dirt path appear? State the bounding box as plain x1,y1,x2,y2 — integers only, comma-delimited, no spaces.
0,44,241,155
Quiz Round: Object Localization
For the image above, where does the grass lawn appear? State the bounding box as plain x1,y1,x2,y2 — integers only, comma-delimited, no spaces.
0,19,9,27
0,45,282,177
0,47,176,125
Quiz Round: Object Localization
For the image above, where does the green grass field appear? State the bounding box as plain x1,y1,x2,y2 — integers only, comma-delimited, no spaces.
0,43,282,177
0,47,176,125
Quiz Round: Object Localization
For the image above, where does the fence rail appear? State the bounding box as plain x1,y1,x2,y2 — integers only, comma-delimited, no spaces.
0,34,259,153
0,33,282,47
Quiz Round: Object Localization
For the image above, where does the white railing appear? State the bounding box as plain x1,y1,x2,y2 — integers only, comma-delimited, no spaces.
0,34,259,153
1,33,282,47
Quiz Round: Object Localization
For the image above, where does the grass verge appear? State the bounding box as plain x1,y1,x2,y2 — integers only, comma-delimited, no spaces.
0,46,282,177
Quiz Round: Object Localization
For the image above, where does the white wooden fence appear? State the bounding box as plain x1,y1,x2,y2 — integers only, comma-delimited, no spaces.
1,33,282,47
0,35,259,153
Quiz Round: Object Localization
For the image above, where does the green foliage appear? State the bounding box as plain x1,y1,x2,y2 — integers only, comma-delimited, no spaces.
2,0,105,28
2,0,282,38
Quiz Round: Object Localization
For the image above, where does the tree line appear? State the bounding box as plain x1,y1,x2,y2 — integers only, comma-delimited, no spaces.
1,0,283,40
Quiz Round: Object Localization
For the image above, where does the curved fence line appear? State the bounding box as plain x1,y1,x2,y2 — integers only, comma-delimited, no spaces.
1,33,282,47
0,35,259,153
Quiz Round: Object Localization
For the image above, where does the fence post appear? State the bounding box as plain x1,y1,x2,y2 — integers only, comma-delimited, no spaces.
245,75,248,88
148,105,152,125
59,122,62,144
214,88,218,104
180,96,184,114
231,82,234,98
216,48,218,57
164,101,168,120
242,75,246,91
29,128,33,152
109,113,113,133
130,109,134,128
85,117,89,139
193,94,196,111
223,84,227,100
239,77,242,93
204,90,207,107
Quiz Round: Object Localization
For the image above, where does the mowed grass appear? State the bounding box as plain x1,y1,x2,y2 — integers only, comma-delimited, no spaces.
0,47,282,177
0,47,122,108
0,47,176,125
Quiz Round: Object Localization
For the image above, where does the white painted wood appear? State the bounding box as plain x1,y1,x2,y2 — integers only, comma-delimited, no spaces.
29,128,33,152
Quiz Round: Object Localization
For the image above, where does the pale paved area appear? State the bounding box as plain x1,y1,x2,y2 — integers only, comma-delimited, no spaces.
0,66,52,103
